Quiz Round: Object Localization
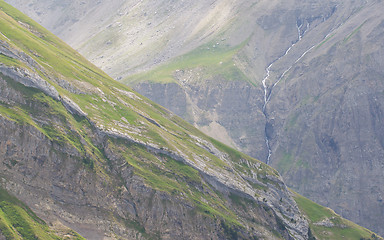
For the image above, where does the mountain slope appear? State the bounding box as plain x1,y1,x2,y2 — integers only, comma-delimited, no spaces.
0,1,381,239
292,192,381,240
0,187,85,240
8,0,383,235
265,2,384,235
0,1,311,239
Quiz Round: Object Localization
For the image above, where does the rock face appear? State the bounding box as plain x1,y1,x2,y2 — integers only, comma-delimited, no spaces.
0,113,308,239
134,80,268,160
267,2,384,231
0,3,314,239
118,0,384,235
3,0,384,236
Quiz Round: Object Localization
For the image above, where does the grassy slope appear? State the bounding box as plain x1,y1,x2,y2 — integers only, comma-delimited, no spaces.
293,192,382,240
0,188,85,240
0,1,381,238
123,40,252,85
0,0,278,229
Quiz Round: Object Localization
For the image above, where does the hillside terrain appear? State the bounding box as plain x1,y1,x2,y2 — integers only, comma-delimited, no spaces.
2,1,381,239
0,187,85,239
3,0,384,237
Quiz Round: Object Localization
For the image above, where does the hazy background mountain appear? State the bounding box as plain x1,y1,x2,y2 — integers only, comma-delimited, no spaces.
4,0,384,235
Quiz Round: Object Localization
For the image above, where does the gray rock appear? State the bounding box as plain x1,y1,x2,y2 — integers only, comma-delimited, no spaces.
0,65,60,100
61,96,87,117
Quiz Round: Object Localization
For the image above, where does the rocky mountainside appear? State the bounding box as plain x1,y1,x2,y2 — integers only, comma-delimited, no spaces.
7,0,384,235
1,1,380,239
3,0,384,237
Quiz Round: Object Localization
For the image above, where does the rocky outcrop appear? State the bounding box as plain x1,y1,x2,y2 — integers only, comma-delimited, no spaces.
61,96,88,117
129,1,384,235
0,90,306,239
0,40,60,100
0,68,309,239
0,118,210,239
135,80,268,161
2,0,383,237
0,5,312,238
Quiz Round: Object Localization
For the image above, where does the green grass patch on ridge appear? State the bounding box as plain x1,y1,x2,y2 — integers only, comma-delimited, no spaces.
0,187,85,240
124,40,248,85
293,191,380,240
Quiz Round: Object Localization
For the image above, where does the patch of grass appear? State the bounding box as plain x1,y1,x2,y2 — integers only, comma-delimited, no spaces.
0,201,40,239
0,1,114,93
164,156,201,184
292,192,379,240
293,192,333,223
0,189,42,225
124,40,248,85
0,187,85,239
276,153,294,174
0,75,107,172
316,33,335,49
221,219,241,240
287,113,299,130
0,103,45,134
344,21,366,43
0,54,23,67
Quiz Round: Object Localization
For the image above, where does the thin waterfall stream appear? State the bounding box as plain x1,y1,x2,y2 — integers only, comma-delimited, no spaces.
261,21,305,165
261,18,340,165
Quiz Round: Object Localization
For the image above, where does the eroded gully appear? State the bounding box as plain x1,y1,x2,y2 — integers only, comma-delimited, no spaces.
261,17,344,165
261,21,307,164
261,18,344,165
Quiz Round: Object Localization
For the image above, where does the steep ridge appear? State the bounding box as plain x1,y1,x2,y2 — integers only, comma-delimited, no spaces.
3,0,384,237
0,1,329,239
130,1,384,234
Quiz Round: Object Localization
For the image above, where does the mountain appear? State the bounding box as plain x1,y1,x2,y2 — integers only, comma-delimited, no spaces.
2,1,381,239
6,0,383,235
0,0,384,239
0,187,85,239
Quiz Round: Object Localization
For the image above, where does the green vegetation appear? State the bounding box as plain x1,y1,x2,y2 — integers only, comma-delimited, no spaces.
0,53,24,67
0,75,102,170
0,187,85,240
208,136,280,178
124,40,249,85
109,139,241,226
0,1,379,238
288,112,300,129
0,1,111,84
316,33,336,49
229,193,255,210
293,192,380,240
344,21,366,43
295,158,309,168
0,2,271,197
276,153,294,174
275,150,309,174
